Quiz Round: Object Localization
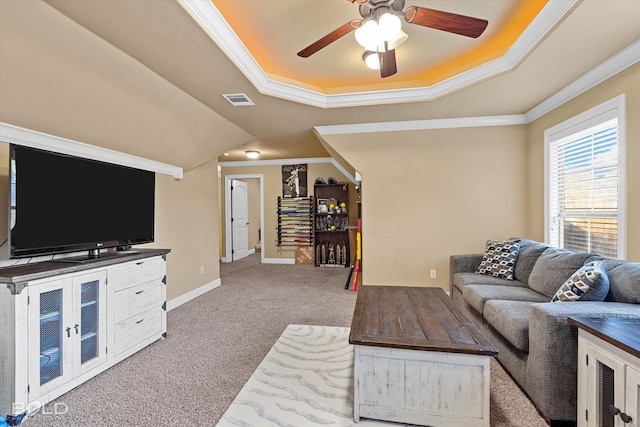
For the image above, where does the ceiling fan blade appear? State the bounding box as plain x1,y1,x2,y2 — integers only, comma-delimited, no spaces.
378,46,397,78
297,20,361,58
405,6,488,38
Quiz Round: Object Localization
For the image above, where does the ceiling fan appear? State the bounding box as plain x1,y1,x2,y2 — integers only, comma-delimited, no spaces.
297,0,488,78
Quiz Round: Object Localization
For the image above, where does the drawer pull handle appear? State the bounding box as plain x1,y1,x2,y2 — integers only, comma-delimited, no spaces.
135,290,144,295
136,262,144,265
136,319,145,324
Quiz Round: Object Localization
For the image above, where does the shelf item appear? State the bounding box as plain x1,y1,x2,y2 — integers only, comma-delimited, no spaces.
277,196,313,246
314,184,349,267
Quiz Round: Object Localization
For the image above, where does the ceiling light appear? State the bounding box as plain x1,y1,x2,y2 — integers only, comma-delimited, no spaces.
355,19,379,51
355,13,403,50
378,13,402,41
245,150,260,159
363,51,380,70
387,29,408,50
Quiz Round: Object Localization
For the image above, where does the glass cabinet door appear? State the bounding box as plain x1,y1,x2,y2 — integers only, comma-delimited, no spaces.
80,280,99,363
28,279,72,398
72,271,107,376
28,271,107,400
625,367,639,427
587,344,626,427
39,288,63,385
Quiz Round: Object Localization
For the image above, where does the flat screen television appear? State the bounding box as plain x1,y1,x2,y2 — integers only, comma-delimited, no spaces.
9,144,155,260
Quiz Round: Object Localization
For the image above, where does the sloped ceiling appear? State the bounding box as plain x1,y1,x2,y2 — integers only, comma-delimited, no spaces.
3,0,640,165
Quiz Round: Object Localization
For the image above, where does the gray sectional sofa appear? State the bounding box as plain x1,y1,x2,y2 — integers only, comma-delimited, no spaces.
450,239,640,426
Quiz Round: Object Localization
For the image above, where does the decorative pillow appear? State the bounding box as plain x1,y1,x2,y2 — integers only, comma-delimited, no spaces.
475,240,520,280
551,261,610,302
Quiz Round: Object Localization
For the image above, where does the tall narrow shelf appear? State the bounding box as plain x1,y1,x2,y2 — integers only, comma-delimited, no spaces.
314,184,350,267
277,197,313,246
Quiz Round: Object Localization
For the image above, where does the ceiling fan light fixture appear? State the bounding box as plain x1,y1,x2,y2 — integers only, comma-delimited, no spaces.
386,28,408,50
354,19,378,50
245,150,260,159
363,50,380,70
377,13,402,41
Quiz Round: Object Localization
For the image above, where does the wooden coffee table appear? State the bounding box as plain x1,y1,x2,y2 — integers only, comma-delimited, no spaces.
349,286,497,427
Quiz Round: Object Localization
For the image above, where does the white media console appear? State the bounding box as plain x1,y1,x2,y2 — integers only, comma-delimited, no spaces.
0,248,169,418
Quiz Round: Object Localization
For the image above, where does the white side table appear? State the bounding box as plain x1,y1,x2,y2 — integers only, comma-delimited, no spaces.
569,317,640,427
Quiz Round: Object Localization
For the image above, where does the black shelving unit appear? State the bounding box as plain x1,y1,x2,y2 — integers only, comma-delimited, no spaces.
314,184,349,267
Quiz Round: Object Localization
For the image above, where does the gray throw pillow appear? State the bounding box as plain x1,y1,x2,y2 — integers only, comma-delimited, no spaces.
475,240,520,280
551,261,610,302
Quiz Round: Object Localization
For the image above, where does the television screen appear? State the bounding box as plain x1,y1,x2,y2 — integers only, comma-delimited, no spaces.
9,145,155,258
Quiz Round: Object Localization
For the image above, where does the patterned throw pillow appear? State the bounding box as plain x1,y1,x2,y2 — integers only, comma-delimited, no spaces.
551,261,610,302
475,240,520,280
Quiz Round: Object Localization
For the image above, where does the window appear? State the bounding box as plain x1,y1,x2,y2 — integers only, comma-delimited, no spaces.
545,95,626,259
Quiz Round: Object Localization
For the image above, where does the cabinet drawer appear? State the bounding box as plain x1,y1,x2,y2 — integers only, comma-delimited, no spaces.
113,308,162,356
109,257,165,292
113,280,162,324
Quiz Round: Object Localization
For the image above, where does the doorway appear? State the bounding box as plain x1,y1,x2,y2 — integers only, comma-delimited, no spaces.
223,174,264,263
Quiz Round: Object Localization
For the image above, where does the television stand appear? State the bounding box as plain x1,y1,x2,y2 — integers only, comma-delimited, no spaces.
55,250,140,264
0,248,169,418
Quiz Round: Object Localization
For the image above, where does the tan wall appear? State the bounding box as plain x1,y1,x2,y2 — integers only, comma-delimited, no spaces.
220,162,356,260
0,1,250,301
526,62,640,261
322,126,529,288
150,161,221,301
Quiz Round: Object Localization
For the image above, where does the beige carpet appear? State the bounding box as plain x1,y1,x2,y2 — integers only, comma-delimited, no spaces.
22,253,549,427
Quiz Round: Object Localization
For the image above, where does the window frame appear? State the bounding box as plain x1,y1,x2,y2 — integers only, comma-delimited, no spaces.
544,94,627,259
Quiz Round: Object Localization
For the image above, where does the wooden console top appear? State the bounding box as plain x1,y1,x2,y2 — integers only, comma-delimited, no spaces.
0,248,170,289
569,316,640,359
349,286,498,356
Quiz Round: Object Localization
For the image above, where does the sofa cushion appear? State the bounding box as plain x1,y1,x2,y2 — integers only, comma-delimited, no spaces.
551,261,610,302
453,272,528,293
462,284,548,315
512,239,549,285
475,240,520,280
602,259,640,303
528,248,595,298
483,300,535,353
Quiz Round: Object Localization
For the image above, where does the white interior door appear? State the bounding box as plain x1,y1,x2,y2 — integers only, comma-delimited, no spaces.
231,179,250,261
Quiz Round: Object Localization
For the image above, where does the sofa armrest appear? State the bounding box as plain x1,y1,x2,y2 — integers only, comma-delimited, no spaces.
449,254,483,285
526,302,640,421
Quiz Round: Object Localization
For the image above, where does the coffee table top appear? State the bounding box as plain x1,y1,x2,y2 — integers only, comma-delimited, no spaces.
349,286,498,356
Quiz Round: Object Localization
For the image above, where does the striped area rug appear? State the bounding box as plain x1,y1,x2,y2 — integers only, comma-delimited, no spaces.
216,324,405,427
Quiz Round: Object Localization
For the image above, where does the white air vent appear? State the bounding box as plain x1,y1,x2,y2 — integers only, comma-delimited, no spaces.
222,93,254,106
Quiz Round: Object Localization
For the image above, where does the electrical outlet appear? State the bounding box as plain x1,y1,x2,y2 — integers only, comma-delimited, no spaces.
430,269,437,279
200,266,204,275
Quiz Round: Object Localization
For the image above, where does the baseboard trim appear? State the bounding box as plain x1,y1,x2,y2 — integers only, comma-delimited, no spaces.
167,279,221,311
262,258,295,265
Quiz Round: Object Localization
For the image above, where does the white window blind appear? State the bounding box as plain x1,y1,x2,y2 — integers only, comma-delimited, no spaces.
548,118,619,257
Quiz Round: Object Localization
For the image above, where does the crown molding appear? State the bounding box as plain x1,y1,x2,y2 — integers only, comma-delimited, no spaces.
525,39,640,122
0,123,184,179
179,0,576,108
314,115,528,135
314,38,640,135
219,157,356,184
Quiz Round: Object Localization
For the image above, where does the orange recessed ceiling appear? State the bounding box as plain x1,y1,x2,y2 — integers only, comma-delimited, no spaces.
211,0,547,94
